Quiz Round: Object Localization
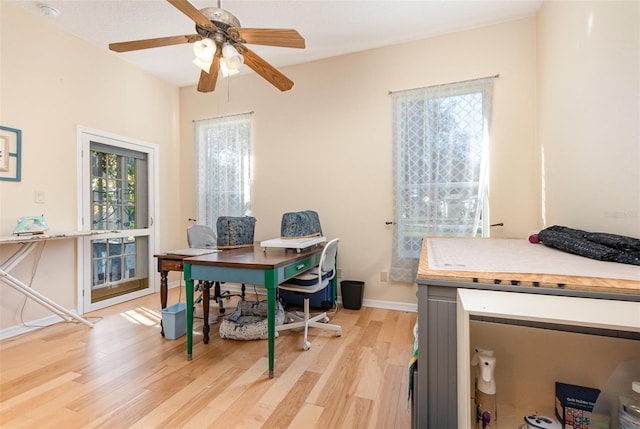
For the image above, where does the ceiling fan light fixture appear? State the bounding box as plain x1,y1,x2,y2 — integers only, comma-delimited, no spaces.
193,57,213,73
192,38,216,72
109,0,305,93
193,38,215,61
222,43,244,70
220,59,240,77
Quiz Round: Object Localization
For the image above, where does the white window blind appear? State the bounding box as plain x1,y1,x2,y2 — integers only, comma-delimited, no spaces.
195,113,252,227
390,77,495,282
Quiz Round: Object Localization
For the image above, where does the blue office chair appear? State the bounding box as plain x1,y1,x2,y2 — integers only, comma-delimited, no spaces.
187,224,245,315
276,238,342,350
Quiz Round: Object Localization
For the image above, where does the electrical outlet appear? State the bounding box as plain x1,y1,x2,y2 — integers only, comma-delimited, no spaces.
380,271,388,282
337,268,342,278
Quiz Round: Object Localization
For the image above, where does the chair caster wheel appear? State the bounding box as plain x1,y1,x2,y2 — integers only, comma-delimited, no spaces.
336,329,342,337
303,341,311,351
219,308,225,315
322,316,330,323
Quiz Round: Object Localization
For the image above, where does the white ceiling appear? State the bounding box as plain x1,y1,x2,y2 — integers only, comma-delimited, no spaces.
10,0,543,88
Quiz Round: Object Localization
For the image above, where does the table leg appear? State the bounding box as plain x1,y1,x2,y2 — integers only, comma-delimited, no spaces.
185,263,193,361
264,269,278,379
160,270,168,337
160,271,168,308
202,281,211,344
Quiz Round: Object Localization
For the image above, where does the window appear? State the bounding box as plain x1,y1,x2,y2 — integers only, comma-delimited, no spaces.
390,77,495,282
195,113,252,227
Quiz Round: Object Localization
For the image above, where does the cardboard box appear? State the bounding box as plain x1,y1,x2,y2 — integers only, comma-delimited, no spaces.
555,382,601,429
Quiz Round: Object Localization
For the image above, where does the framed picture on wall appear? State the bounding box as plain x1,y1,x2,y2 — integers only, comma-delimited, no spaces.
0,136,8,172
0,125,22,181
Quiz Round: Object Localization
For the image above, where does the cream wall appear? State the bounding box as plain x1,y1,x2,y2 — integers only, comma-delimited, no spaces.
537,0,640,237
1,0,637,331
0,3,181,330
179,17,539,306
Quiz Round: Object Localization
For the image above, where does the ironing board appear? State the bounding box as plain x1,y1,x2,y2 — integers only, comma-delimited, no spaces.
0,231,96,327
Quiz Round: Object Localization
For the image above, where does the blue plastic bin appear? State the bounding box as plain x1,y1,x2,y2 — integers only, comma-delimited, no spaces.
161,302,186,340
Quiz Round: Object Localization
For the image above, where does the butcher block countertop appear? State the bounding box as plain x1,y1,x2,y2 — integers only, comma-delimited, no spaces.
417,237,640,297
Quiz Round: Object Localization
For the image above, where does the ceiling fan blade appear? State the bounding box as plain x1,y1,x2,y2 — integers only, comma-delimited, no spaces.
109,34,199,52
229,28,305,49
197,53,220,93
241,48,294,92
167,0,217,32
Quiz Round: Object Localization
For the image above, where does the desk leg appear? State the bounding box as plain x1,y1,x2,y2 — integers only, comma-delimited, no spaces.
202,281,211,344
159,270,168,337
184,264,193,361
265,269,278,379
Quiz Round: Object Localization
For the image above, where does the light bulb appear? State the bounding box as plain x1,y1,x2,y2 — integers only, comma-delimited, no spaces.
221,43,244,70
220,59,240,77
193,38,215,61
193,57,213,73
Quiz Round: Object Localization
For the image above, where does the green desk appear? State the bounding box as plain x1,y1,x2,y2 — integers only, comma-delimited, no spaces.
183,242,324,378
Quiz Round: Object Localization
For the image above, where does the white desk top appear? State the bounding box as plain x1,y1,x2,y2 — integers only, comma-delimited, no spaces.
458,288,640,332
165,248,220,256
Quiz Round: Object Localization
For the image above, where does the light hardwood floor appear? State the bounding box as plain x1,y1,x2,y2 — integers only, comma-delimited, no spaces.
0,288,416,428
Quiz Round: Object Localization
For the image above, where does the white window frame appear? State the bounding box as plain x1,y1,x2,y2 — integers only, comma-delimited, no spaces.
194,113,252,228
390,77,495,282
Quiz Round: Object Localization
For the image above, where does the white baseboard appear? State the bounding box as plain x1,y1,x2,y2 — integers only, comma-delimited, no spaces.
360,298,417,312
0,284,417,341
0,313,75,341
219,283,418,312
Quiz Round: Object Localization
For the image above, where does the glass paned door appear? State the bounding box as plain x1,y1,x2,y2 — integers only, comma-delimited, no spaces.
89,145,149,304
79,127,156,312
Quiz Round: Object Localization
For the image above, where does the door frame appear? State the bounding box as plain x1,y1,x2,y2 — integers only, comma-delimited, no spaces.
76,126,160,313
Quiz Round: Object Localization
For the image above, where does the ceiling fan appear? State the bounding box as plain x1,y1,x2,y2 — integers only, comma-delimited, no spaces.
109,0,305,93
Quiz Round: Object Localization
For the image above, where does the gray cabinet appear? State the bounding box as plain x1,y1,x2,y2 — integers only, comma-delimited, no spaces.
413,280,639,429
415,284,458,428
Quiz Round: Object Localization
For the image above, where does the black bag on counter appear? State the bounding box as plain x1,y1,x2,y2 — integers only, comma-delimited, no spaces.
537,225,640,266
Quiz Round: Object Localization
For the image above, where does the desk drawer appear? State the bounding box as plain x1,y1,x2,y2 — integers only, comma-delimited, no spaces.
284,258,314,278
161,260,184,272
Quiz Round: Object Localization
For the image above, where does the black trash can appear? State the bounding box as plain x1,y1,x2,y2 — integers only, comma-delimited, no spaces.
341,280,364,310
